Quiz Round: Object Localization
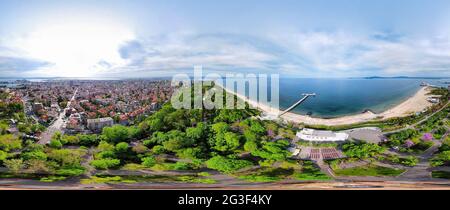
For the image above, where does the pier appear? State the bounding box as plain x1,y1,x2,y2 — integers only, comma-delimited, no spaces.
278,93,316,117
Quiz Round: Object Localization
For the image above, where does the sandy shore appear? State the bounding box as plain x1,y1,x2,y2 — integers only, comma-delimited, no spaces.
220,84,435,126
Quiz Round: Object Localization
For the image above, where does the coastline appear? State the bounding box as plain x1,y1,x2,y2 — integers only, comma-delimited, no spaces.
219,83,434,126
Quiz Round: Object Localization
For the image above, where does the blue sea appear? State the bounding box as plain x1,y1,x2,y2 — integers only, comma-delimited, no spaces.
275,78,449,118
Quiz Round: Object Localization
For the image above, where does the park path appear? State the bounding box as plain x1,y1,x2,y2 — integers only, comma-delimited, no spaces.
316,160,336,178
81,148,95,177
398,138,443,180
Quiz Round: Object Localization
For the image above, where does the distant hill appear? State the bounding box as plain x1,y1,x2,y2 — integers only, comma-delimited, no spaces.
352,76,450,79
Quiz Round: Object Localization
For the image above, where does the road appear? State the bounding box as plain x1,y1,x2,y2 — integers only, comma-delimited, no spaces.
38,88,78,144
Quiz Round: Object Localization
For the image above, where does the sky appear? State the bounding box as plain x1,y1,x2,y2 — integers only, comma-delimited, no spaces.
0,0,450,78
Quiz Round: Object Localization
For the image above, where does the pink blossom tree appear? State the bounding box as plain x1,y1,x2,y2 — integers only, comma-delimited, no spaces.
404,140,415,148
422,133,433,141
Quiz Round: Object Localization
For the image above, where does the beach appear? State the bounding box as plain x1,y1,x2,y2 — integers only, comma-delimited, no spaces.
220,84,435,126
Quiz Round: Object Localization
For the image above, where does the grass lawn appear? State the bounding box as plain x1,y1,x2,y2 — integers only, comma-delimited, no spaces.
121,163,149,171
431,171,450,179
0,172,68,182
334,164,405,177
237,167,293,182
293,171,330,181
237,161,331,182
294,161,331,181
80,174,217,184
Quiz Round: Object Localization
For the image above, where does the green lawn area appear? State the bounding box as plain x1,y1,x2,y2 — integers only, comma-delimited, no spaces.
0,172,69,182
293,171,331,181
121,163,149,171
236,161,331,182
431,171,450,179
293,161,331,181
80,174,217,184
333,164,405,177
236,167,293,183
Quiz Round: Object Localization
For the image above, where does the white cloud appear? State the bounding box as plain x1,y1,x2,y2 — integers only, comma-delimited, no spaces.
1,29,450,78
269,31,450,76
109,33,277,76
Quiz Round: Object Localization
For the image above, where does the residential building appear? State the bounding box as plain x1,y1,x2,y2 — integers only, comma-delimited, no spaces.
87,117,114,131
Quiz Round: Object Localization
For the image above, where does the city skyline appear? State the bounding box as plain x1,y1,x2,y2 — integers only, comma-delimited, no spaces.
1,0,450,78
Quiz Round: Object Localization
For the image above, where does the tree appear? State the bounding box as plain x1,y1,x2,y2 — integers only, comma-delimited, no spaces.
3,159,24,173
251,140,290,161
342,142,385,159
152,145,165,154
243,130,257,142
144,131,168,147
162,130,191,152
205,156,253,173
102,125,131,143
62,135,79,145
30,124,46,134
431,151,450,167
90,158,120,170
401,156,419,167
23,143,44,153
0,122,8,135
7,102,24,114
176,147,203,159
95,150,116,159
186,122,207,142
52,131,63,142
49,139,63,149
389,129,419,146
213,109,249,123
132,143,148,154
148,118,163,132
0,150,7,161
223,132,240,150
211,122,230,134
422,133,433,141
0,134,22,151
25,159,52,174
77,134,98,146
244,140,258,152
264,122,278,137
141,156,156,167
212,132,240,153
48,149,86,167
115,142,129,153
97,141,115,152
249,120,265,135
21,150,47,161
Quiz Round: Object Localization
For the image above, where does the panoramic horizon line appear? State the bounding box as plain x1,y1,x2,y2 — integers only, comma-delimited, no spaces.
2,75,450,80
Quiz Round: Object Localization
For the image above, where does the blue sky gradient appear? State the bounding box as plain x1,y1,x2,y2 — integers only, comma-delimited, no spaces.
0,0,450,77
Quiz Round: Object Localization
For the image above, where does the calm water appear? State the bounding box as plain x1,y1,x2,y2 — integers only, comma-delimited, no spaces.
274,78,447,118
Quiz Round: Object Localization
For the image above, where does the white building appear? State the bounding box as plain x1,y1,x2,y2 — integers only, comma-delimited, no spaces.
427,97,440,104
296,128,349,142
87,117,114,131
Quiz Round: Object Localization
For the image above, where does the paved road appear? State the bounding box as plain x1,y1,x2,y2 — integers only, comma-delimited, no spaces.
38,88,78,144
397,134,445,180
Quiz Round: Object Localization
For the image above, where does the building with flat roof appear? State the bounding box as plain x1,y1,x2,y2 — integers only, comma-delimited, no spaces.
296,128,349,142
87,117,114,131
